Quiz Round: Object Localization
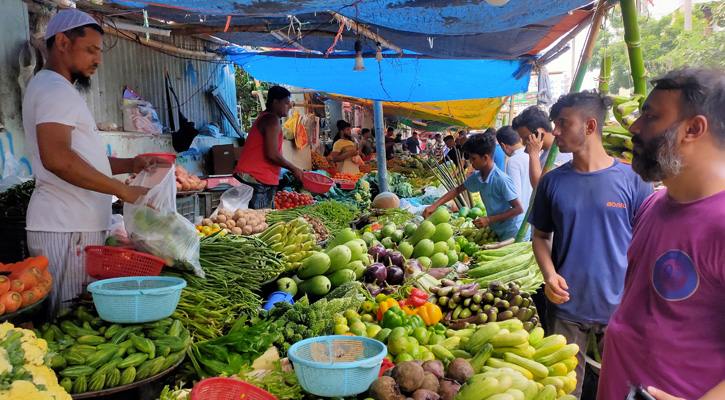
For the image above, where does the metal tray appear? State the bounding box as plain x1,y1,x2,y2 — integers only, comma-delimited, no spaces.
71,354,185,399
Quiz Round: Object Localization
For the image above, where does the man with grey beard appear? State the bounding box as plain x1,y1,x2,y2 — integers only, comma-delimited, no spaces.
22,10,170,317
598,68,725,400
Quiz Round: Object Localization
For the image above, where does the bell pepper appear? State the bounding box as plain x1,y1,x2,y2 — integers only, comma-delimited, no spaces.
381,306,407,329
431,322,446,335
417,303,443,326
408,288,429,307
402,305,418,316
377,298,400,321
405,314,425,335
412,327,431,345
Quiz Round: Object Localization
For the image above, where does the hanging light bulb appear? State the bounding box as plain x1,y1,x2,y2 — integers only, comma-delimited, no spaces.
375,42,383,62
484,0,510,5
353,40,365,71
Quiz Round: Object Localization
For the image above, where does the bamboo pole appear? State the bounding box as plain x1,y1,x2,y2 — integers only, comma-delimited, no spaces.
620,0,648,96
598,55,612,95
329,12,404,55
514,0,612,242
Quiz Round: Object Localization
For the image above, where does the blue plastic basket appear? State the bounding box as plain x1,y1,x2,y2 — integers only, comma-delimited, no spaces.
87,276,186,323
287,335,386,397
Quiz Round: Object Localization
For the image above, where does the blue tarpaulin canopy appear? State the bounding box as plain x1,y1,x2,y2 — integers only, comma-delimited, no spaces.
223,47,531,102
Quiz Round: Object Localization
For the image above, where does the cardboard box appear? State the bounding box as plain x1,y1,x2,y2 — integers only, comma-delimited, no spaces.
209,144,236,175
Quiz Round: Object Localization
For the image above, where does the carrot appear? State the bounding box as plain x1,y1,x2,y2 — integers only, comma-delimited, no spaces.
10,280,24,293
18,272,37,291
1,292,22,313
41,270,53,284
20,291,35,308
0,276,9,295
12,266,42,281
31,286,45,300
27,255,49,271
0,262,16,272
0,302,5,316
37,279,52,294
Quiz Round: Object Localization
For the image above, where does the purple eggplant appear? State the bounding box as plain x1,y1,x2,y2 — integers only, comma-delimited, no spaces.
387,251,405,267
381,251,392,266
369,244,387,262
381,286,396,295
366,283,381,297
386,266,405,285
364,263,388,284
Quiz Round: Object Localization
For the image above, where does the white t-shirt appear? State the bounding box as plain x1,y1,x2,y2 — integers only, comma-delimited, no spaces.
23,70,113,232
540,147,572,169
506,147,532,240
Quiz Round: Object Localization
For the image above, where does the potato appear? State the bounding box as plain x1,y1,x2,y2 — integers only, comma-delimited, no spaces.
201,218,213,227
180,182,191,191
232,227,242,235
226,219,236,228
234,210,244,220
237,218,247,227
242,225,253,235
218,223,227,229
217,214,227,223
211,216,218,223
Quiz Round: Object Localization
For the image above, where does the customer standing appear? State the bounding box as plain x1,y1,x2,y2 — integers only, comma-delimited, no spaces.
23,10,170,317
330,120,361,175
406,131,422,154
234,86,303,209
496,125,531,240
598,69,725,400
513,106,573,187
529,91,653,398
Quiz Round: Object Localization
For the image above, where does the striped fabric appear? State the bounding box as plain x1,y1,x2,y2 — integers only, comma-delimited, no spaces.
27,231,106,318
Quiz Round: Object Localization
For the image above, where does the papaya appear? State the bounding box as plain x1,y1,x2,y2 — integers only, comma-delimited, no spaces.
297,252,331,279
297,275,332,296
413,239,435,258
426,208,450,225
328,269,356,287
324,246,352,274
409,221,436,246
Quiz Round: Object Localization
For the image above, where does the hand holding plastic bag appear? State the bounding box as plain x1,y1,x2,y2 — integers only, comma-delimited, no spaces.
123,164,204,277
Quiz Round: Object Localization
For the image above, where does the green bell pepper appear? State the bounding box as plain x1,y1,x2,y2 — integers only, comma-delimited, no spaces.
405,314,425,335
431,323,446,335
412,327,431,346
381,306,406,330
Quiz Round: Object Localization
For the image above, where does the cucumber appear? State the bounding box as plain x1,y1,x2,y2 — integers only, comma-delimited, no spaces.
536,344,579,366
72,376,87,394
118,353,149,368
455,377,500,400
60,365,96,377
504,353,549,378
119,367,136,385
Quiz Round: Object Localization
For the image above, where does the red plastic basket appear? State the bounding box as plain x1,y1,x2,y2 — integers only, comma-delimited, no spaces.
190,377,277,400
85,246,166,280
302,172,334,194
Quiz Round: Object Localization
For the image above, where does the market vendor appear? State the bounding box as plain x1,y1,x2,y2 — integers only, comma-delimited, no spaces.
423,134,523,240
598,69,725,400
330,120,361,174
512,106,573,187
234,86,304,209
359,128,375,162
528,91,652,398
22,10,171,317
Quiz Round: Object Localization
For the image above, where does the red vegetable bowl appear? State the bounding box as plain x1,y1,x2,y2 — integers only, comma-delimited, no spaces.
302,172,334,194
135,152,177,163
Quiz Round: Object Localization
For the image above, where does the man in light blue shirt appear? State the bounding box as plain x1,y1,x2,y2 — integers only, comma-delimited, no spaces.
496,125,532,240
424,134,523,240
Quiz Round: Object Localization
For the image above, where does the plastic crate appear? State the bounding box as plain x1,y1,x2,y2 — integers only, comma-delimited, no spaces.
197,192,213,218
210,191,224,211
175,194,199,223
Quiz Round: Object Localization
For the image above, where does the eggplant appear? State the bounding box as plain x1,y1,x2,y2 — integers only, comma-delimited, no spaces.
437,286,454,297
441,279,457,287
369,244,387,262
405,258,424,271
365,263,388,284
493,299,509,309
451,292,462,304
508,306,519,315
428,268,453,280
366,283,381,297
463,298,471,307
386,266,405,285
387,251,406,267
459,283,480,297
429,286,440,294
472,291,483,304
438,296,450,307
443,309,454,323
483,292,495,303
469,304,480,312
498,310,514,321
382,286,396,295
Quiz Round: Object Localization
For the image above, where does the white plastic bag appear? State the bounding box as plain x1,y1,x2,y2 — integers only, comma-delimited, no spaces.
107,214,134,249
0,152,32,193
209,184,254,217
123,164,203,277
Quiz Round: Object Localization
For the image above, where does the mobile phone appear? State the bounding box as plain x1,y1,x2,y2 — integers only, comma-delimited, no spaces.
625,383,656,400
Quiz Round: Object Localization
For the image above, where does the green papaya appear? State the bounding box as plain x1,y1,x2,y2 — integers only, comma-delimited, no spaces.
430,223,453,243
413,239,435,258
297,275,332,296
426,208,450,225
325,246,352,274
297,252,331,279
409,221,436,246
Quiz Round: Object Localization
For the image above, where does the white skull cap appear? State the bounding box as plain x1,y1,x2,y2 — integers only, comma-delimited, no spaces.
45,9,100,40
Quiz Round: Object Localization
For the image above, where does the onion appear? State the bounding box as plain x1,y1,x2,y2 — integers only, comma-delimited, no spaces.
386,266,405,285
364,263,388,284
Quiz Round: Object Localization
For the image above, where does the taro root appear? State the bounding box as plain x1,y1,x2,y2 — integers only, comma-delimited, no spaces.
391,361,425,394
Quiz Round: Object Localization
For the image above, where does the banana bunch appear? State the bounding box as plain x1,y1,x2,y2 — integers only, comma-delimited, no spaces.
611,94,644,129
460,227,499,246
256,217,321,272
602,94,643,163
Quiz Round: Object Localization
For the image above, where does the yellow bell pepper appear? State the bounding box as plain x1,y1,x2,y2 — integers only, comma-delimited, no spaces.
402,305,418,316
376,298,400,321
416,302,443,326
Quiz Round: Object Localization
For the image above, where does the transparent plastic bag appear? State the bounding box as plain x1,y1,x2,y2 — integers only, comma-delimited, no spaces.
107,214,134,249
0,152,32,193
210,184,254,217
123,164,203,277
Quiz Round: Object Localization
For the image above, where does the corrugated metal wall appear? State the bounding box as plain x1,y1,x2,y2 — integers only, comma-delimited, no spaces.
87,34,239,137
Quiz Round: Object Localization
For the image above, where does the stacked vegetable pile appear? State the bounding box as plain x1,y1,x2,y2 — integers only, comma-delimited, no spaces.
0,255,53,315
199,208,268,236
300,214,329,243
257,217,321,273
468,242,544,293
311,151,333,170
459,227,499,246
429,281,540,330
266,200,361,239
274,191,314,210
40,305,190,395
0,321,70,399
174,165,207,192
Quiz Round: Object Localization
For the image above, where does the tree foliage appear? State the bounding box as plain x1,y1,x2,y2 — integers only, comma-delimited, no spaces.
234,66,268,132
590,2,725,94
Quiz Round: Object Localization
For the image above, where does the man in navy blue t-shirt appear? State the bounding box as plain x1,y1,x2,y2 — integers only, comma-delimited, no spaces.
529,91,653,398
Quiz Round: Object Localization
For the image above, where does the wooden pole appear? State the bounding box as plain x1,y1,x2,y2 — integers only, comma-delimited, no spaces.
515,0,612,242
329,12,404,55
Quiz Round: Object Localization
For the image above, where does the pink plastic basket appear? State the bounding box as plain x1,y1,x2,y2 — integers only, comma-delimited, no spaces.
190,377,277,400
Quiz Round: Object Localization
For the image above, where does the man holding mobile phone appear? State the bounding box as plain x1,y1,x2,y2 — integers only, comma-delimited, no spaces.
512,106,573,188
